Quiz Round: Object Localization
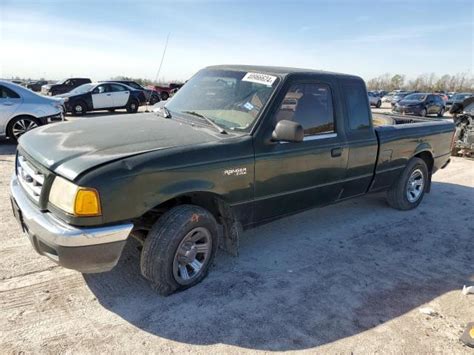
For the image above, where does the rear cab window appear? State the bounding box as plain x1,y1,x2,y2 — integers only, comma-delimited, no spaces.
341,80,371,131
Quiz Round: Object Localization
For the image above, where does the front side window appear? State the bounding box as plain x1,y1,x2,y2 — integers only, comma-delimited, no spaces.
110,84,126,92
166,69,280,132
0,85,20,99
274,83,335,136
342,81,371,130
93,85,109,94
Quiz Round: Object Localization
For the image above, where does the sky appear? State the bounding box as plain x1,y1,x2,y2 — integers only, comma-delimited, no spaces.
0,0,473,82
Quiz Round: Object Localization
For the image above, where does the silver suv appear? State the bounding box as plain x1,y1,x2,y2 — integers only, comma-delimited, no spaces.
0,81,64,142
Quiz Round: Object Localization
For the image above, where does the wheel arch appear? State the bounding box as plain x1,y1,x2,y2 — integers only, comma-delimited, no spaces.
413,149,434,192
6,114,40,138
133,190,241,255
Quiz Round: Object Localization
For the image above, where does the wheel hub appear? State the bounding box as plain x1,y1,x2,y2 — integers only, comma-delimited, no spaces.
172,227,212,285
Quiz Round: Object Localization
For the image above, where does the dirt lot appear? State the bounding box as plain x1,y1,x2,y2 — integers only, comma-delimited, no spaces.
0,134,473,353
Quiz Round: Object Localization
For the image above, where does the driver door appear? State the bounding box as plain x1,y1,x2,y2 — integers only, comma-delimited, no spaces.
253,80,348,222
92,84,113,109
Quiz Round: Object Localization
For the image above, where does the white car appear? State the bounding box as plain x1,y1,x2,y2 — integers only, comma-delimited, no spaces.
368,92,382,108
0,80,64,142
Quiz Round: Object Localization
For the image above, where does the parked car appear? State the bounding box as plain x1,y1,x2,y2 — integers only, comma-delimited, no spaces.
390,91,416,107
58,82,146,115
368,91,382,108
105,80,160,105
41,78,92,96
382,90,400,102
147,83,184,101
445,92,473,111
10,65,454,295
0,80,63,142
25,80,49,92
393,93,445,117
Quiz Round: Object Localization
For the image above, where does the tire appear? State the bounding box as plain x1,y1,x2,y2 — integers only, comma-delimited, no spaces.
149,95,160,105
71,101,87,116
420,108,427,117
386,157,429,210
160,92,169,101
126,99,139,113
140,204,218,296
376,100,382,108
7,116,40,142
438,107,445,117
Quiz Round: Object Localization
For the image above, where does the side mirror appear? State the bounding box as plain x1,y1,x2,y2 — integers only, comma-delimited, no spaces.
271,120,304,143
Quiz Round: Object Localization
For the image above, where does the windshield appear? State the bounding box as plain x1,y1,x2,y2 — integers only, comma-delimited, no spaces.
165,69,280,131
403,93,426,101
70,83,94,94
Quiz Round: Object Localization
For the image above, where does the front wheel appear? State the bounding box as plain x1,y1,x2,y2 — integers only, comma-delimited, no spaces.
438,107,445,117
140,205,218,296
386,157,429,210
126,99,139,113
420,108,427,117
376,100,382,108
71,101,87,116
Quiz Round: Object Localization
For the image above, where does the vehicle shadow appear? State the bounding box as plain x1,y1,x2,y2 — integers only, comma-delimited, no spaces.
84,181,473,351
0,138,17,156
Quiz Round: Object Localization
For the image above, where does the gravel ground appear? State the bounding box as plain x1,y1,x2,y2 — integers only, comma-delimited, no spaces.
0,134,473,354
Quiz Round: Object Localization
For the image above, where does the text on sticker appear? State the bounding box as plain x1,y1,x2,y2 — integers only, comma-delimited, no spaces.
242,72,277,87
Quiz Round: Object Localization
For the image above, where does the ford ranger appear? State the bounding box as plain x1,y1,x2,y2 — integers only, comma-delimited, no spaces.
10,65,454,295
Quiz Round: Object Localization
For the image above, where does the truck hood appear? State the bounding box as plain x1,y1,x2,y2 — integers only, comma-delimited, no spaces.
18,114,218,181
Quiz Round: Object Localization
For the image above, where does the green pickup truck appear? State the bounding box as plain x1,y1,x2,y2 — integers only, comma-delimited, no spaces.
10,65,454,295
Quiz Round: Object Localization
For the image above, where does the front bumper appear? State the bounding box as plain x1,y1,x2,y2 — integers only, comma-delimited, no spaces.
393,106,422,115
10,175,133,273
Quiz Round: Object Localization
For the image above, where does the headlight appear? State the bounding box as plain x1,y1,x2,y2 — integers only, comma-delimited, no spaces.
49,176,102,216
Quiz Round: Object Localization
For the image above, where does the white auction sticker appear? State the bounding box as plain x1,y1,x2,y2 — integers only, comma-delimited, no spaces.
242,72,277,86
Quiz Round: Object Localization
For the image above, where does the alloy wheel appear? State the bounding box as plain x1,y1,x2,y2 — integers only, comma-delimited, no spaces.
406,168,424,203
172,227,212,285
12,119,38,139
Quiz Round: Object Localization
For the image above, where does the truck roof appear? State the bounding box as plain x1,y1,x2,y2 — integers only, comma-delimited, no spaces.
205,64,362,81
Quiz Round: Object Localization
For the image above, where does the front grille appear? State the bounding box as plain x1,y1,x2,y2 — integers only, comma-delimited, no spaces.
17,154,45,202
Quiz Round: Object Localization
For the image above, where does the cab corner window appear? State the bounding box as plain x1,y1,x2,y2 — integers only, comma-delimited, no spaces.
274,83,335,136
342,80,371,130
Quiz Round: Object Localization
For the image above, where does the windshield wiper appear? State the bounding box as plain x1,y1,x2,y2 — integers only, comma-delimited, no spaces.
182,111,227,134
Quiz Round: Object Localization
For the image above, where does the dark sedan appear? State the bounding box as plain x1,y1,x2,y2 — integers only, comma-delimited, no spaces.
393,93,445,117
446,92,473,111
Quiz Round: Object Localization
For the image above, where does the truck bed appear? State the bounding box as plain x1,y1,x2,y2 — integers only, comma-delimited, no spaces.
370,113,454,192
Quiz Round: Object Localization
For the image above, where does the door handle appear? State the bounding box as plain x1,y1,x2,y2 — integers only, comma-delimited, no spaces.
331,147,343,157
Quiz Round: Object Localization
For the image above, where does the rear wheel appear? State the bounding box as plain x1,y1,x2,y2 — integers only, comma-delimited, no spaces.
376,100,382,108
420,108,427,117
126,99,139,113
160,92,169,101
140,205,218,296
7,116,39,142
438,107,445,117
149,95,160,105
386,157,429,210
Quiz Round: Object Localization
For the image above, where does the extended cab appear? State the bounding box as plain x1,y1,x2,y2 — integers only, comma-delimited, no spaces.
10,65,454,295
